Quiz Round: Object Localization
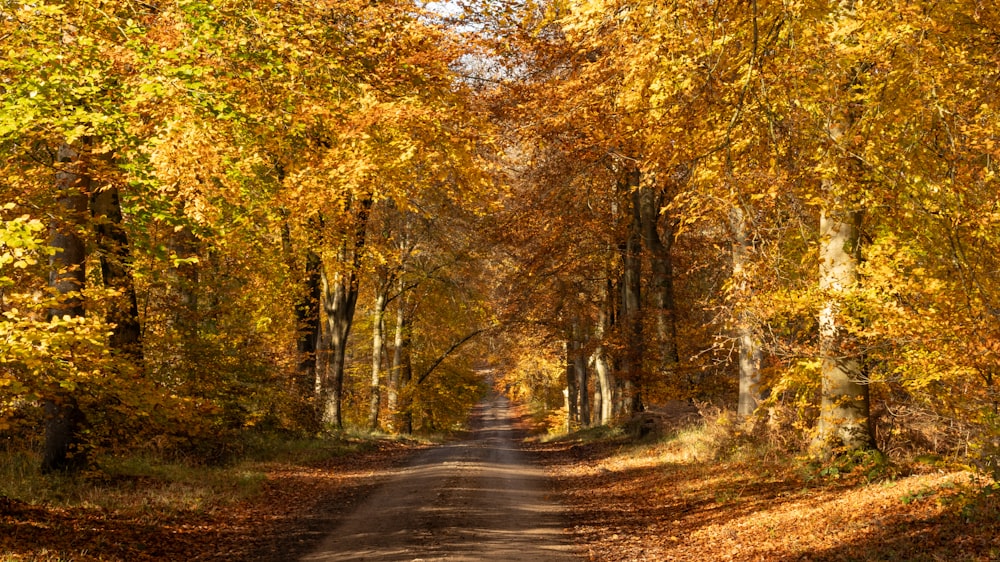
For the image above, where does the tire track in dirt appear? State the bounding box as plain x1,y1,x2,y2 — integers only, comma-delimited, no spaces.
300,394,580,561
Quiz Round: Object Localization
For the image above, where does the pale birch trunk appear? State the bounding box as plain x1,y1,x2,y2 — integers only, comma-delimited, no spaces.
388,281,406,426
390,285,413,433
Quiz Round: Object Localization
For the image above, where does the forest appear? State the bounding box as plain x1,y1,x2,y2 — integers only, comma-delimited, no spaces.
2,0,1000,559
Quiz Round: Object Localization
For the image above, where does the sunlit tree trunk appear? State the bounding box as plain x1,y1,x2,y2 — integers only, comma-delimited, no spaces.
815,209,873,451
318,266,360,429
368,274,390,430
388,279,407,430
42,144,90,473
592,282,615,425
813,0,875,454
730,205,762,419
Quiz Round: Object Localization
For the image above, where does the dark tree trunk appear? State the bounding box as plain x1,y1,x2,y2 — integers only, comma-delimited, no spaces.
168,224,200,338
42,144,90,473
280,217,323,398
620,171,644,414
90,185,143,362
566,338,578,426
298,250,322,389
317,194,373,429
572,319,590,427
634,170,680,370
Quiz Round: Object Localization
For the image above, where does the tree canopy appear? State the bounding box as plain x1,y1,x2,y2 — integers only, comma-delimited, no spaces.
2,0,999,472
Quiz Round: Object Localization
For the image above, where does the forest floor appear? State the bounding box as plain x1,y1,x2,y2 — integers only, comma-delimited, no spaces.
0,438,420,561
534,403,1000,561
3,404,1000,561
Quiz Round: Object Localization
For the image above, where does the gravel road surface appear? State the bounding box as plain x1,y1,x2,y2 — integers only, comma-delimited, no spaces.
300,395,580,561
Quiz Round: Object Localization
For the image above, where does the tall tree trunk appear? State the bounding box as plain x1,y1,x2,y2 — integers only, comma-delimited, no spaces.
815,209,873,451
298,250,322,391
317,194,373,429
318,267,360,429
566,338,578,426
730,205,763,419
42,144,90,473
281,219,323,394
168,225,200,340
368,277,389,430
90,184,143,362
573,320,590,427
388,279,408,430
620,172,644,414
396,307,414,434
813,0,875,454
280,222,322,430
634,169,680,371
592,282,615,425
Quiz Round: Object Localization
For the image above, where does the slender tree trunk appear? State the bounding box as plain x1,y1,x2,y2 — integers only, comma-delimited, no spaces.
572,320,590,427
730,205,763,419
282,234,322,431
90,185,143,362
398,311,414,434
368,282,388,430
566,338,578,426
42,144,90,473
297,250,322,391
280,208,322,403
592,283,615,425
621,173,644,414
575,349,590,427
168,224,200,343
591,374,603,427
388,279,407,430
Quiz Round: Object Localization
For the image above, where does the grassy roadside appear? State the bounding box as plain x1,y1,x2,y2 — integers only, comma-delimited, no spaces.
534,414,1000,561
0,433,425,561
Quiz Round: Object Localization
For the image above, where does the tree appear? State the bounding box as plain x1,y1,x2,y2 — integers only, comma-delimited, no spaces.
41,144,91,473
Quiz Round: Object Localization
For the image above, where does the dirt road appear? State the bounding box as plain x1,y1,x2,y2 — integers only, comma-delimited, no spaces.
300,395,580,561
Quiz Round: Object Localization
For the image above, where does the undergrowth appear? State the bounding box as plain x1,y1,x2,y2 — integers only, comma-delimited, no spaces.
0,430,405,514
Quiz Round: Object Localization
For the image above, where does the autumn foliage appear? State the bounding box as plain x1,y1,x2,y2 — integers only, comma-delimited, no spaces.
2,0,1000,545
